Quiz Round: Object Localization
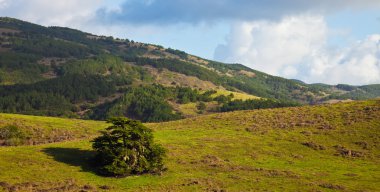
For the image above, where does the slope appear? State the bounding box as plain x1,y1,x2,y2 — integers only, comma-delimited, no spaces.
1,17,380,121
0,100,379,191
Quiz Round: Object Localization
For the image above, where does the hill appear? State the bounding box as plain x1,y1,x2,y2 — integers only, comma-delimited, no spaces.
0,17,379,122
0,100,379,191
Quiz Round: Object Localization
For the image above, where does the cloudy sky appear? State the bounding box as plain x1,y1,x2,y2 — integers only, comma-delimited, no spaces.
0,0,379,85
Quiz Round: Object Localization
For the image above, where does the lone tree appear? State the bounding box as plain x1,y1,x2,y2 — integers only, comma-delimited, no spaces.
92,117,166,177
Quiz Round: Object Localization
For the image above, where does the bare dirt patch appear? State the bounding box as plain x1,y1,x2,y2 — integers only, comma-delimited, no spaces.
319,182,346,190
181,178,226,192
302,142,326,150
334,145,365,158
238,70,256,78
0,180,99,192
37,57,68,66
0,28,20,34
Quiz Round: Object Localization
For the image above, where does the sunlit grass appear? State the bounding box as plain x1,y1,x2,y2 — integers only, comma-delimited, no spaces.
0,100,379,191
212,89,260,100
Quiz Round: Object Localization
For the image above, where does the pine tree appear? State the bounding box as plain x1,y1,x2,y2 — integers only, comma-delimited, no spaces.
92,117,166,177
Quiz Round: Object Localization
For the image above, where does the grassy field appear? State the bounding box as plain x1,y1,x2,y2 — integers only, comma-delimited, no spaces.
0,113,106,145
0,100,379,191
212,89,260,100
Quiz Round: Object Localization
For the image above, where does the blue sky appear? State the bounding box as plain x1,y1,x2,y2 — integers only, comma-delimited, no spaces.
0,0,379,85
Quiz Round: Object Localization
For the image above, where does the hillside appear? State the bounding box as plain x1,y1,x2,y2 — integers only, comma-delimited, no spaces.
0,100,379,191
0,17,380,122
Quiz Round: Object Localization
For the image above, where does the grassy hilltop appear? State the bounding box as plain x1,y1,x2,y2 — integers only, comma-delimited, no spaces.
0,100,379,191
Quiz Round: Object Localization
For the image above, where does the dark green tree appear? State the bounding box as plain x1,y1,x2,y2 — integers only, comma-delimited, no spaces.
197,102,207,114
92,117,166,177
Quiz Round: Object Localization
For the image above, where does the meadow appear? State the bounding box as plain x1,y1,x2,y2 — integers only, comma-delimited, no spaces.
0,100,379,191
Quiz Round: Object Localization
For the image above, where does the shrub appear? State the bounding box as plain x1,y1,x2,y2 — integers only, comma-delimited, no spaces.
92,117,166,177
197,102,207,114
0,125,27,146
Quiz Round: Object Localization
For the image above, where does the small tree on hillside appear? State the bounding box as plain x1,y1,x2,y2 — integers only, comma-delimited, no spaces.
92,117,166,177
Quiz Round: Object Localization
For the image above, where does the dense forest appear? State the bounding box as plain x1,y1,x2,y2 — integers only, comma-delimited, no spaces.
0,75,116,117
88,85,297,122
0,74,299,122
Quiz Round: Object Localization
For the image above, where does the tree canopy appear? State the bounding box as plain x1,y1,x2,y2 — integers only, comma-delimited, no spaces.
92,117,166,177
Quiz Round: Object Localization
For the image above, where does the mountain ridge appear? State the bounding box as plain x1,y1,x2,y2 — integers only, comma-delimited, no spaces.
0,17,379,121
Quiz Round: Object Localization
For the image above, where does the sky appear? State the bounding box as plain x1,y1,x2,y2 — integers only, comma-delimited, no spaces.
0,0,379,85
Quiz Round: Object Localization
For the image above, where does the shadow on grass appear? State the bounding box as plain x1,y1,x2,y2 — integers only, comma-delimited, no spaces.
42,147,98,174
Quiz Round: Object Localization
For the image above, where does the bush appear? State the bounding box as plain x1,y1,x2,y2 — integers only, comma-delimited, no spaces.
0,125,27,146
197,102,207,114
92,117,166,177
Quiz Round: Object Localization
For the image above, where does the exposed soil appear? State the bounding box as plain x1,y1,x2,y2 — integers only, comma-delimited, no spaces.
0,180,100,192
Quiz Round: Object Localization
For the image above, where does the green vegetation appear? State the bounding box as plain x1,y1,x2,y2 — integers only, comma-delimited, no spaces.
0,74,116,117
126,57,222,83
0,17,379,122
0,100,378,191
0,52,46,84
0,125,27,146
0,113,106,145
196,102,206,113
88,85,297,122
165,48,188,59
11,36,93,58
92,117,166,176
56,55,150,81
220,98,299,112
88,85,212,122
325,84,380,101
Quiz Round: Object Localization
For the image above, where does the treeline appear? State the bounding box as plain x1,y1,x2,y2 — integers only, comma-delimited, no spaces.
0,91,73,116
220,99,299,112
165,48,188,59
1,18,140,60
0,74,116,117
88,84,299,122
0,52,46,84
10,37,94,58
91,86,182,122
0,75,300,121
55,55,151,84
89,85,216,122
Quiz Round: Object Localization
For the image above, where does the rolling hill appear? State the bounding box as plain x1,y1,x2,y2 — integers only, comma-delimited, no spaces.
0,100,379,191
0,17,379,122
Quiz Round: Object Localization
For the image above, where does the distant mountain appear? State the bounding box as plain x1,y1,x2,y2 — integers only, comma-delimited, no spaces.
0,17,379,121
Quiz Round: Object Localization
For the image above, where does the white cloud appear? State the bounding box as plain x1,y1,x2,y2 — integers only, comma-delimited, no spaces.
215,15,328,77
214,15,380,85
307,34,380,85
0,0,103,28
0,0,8,9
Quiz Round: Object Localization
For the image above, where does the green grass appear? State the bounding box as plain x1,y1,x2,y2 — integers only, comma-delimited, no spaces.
177,102,198,117
0,113,106,144
0,100,379,191
212,89,260,100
